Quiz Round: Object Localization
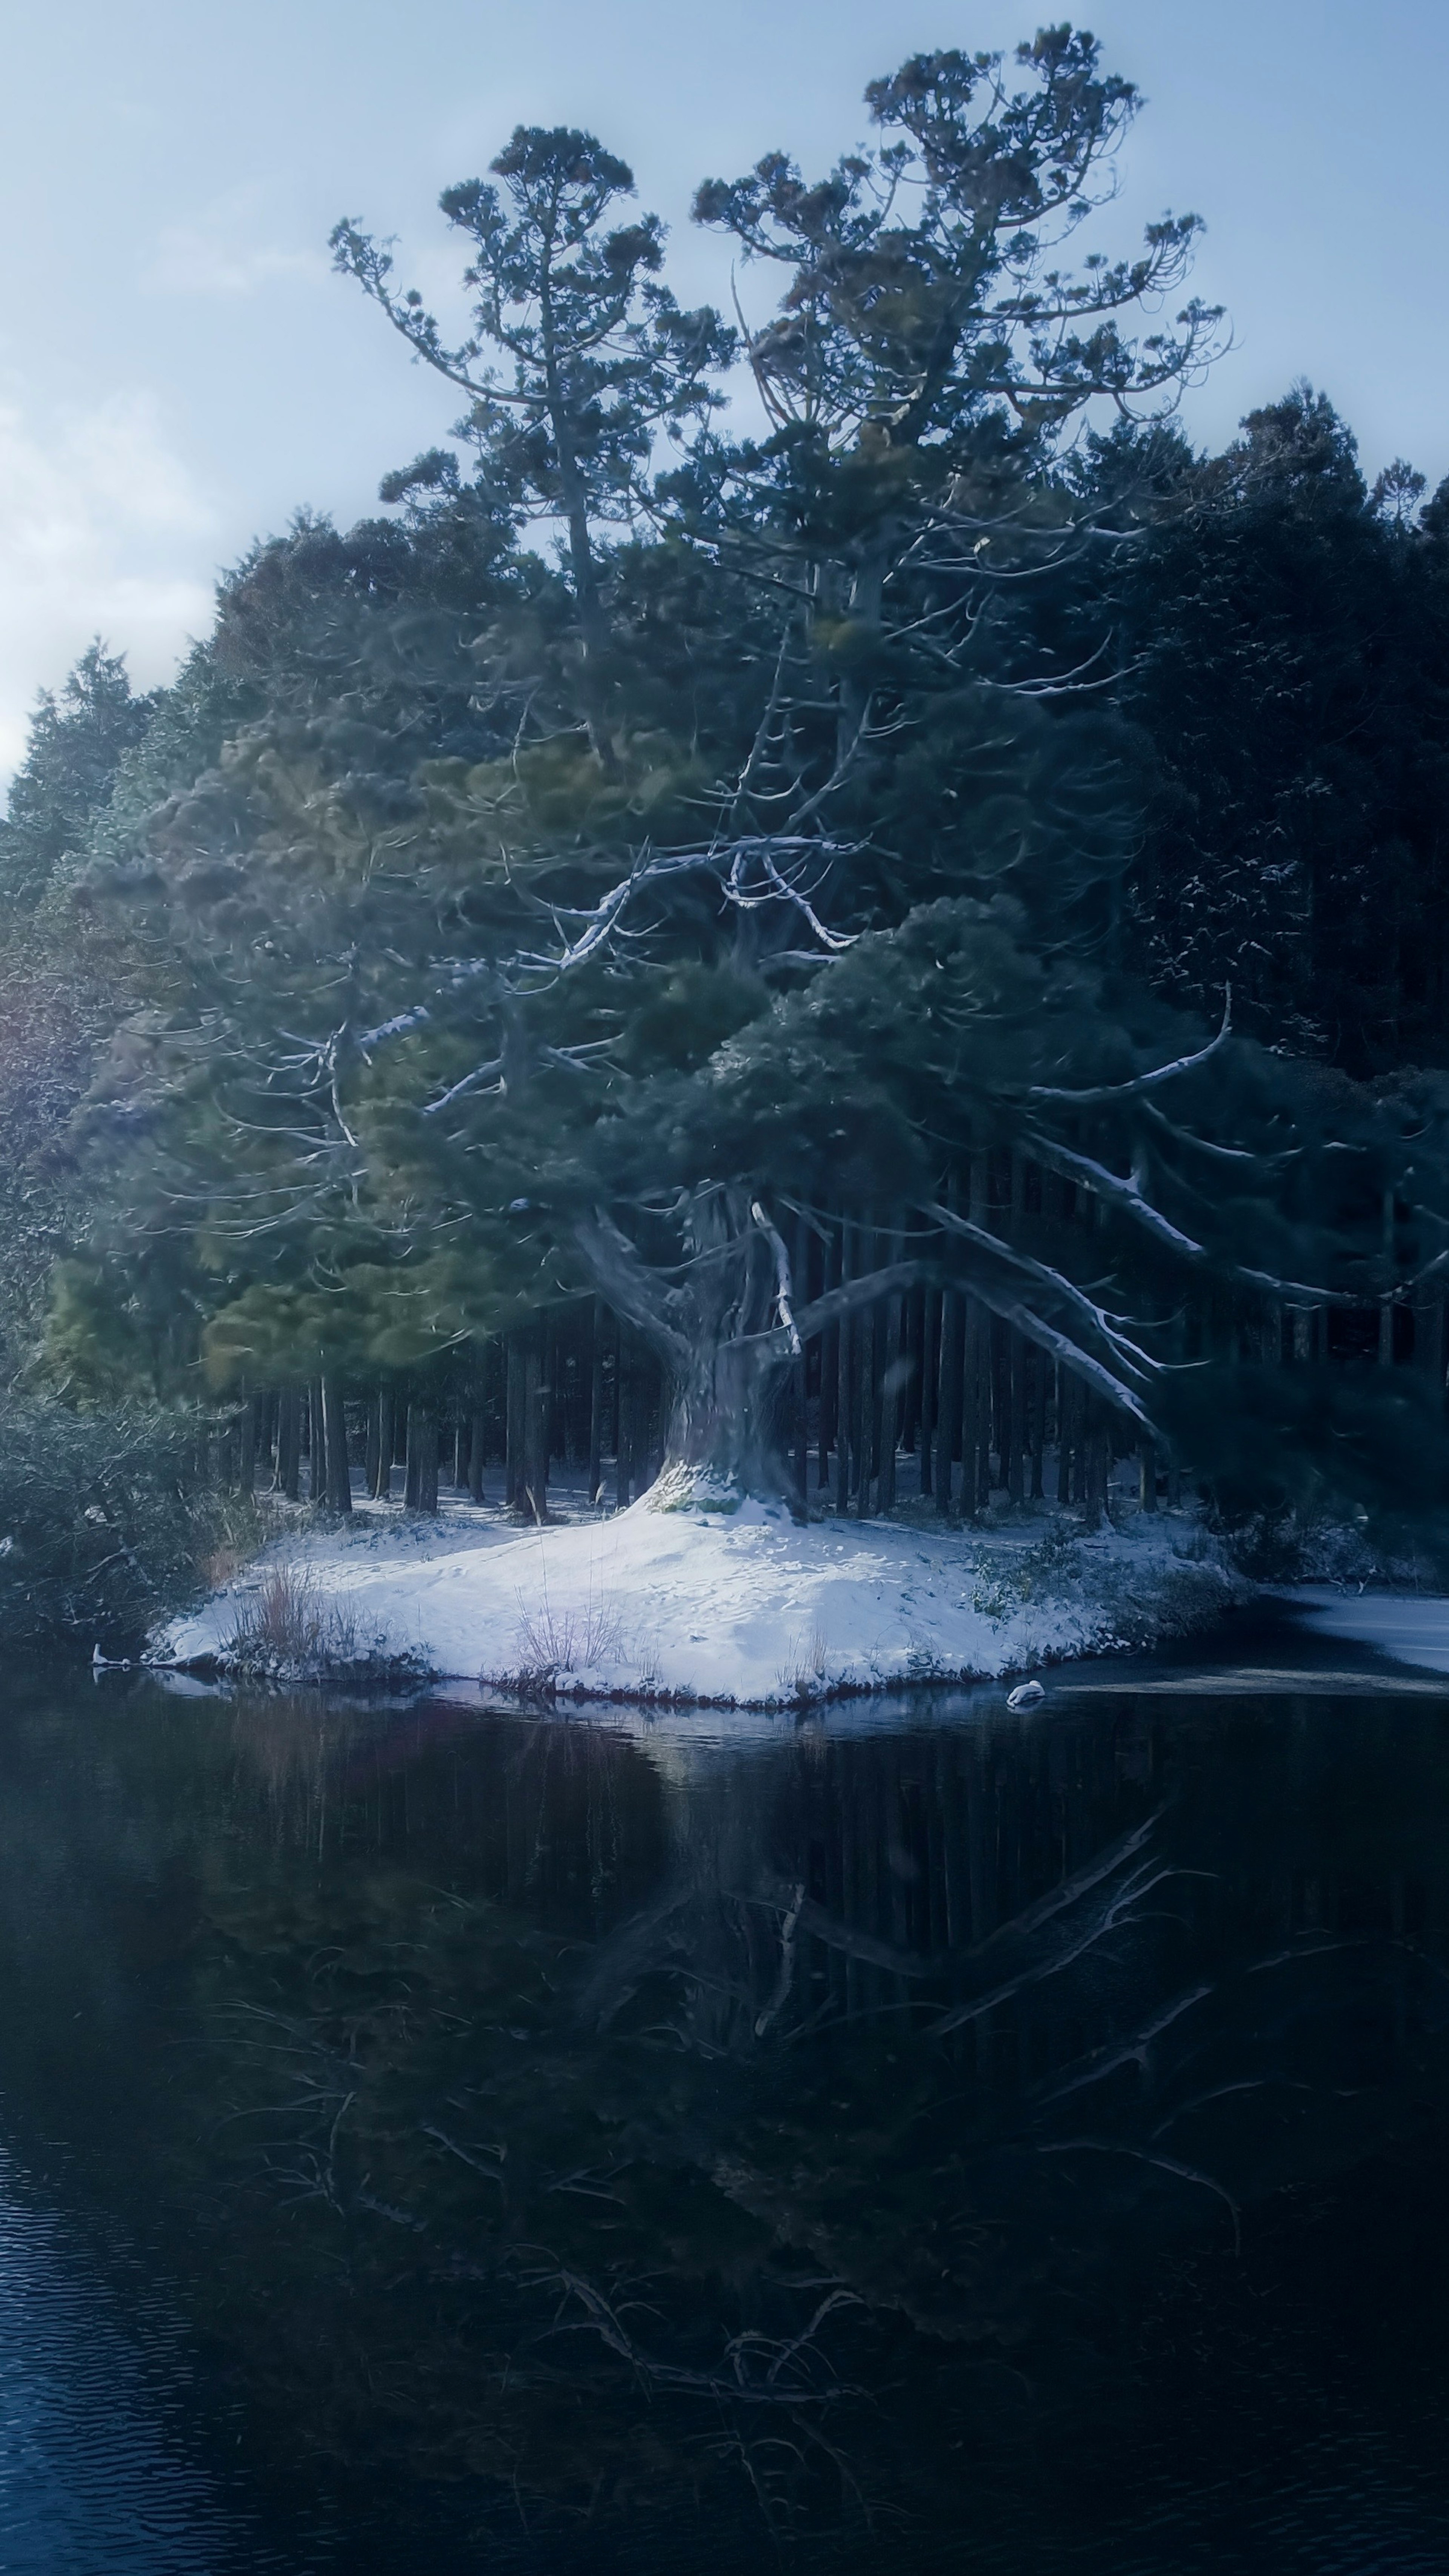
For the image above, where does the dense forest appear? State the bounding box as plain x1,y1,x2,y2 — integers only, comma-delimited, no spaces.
7,27,1449,1639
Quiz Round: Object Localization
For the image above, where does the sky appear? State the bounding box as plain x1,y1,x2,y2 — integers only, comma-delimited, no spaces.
2,0,1446,785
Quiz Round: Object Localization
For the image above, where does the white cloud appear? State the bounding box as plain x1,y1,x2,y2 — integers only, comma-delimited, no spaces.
144,184,328,299
0,390,218,786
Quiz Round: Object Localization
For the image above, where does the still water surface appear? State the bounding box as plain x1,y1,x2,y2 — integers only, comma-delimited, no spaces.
1,1618,1449,2571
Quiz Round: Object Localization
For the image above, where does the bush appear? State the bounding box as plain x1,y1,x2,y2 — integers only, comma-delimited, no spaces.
0,1395,255,1652
218,1563,398,1679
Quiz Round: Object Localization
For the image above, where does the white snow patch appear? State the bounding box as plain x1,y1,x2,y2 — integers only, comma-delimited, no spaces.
159,1492,1240,1707
1287,1587,1449,1676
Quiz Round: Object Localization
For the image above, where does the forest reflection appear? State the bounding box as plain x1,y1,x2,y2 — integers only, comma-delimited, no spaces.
0,1668,1447,2567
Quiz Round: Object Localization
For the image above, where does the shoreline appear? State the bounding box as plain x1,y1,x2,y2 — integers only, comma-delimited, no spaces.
158,1485,1251,1708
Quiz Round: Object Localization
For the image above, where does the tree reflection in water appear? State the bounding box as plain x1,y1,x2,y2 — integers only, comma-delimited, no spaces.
0,1666,1446,2566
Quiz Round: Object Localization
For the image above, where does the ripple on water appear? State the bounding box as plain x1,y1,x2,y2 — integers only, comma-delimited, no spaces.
0,2160,307,2575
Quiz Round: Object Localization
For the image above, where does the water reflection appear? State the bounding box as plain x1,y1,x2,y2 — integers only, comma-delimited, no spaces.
0,1658,1445,2569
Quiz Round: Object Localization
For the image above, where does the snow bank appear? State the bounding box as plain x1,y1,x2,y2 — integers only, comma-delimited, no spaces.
1286,1587,1449,1676
159,1490,1243,1706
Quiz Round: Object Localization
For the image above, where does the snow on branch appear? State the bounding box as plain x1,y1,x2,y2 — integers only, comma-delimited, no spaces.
519,833,859,980
750,1200,802,1355
928,1202,1159,1387
1028,990,1232,1106
1029,1134,1360,1307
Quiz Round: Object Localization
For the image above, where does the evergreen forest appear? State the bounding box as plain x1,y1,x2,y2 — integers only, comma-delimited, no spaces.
7,26,1449,1641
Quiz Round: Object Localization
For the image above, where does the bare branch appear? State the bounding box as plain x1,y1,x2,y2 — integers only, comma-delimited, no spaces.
1028,989,1232,1105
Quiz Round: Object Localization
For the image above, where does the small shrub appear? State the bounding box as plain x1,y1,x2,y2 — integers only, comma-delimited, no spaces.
222,1563,381,1674
0,1393,258,1652
775,1624,829,1704
511,1593,625,1691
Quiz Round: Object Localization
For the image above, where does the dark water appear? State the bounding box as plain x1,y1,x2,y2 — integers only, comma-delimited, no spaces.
2,1622,1449,2571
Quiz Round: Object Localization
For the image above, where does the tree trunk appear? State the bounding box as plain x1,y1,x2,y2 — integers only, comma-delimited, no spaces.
505,1333,525,1511
834,1220,854,1516
322,1375,352,1514
856,1226,881,1504
935,1287,964,1517
1029,1346,1046,1502
588,1300,606,1505
277,1389,301,1501
820,1226,840,1492
616,1327,636,1508
793,1210,811,1515
523,1327,549,1522
308,1379,326,1505
962,1300,984,1518
403,1395,421,1510
919,1285,940,1499
1007,1328,1026,1505
373,1388,395,1500
238,1393,257,1496
406,1403,438,1513
469,1403,487,1504
1055,1367,1074,1506
879,1276,900,1515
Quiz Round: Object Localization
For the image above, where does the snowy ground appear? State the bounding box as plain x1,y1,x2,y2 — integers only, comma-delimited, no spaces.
160,1479,1245,1706
1284,1587,1449,1676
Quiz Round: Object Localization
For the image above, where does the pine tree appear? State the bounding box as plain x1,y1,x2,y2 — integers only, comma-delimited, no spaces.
0,644,155,910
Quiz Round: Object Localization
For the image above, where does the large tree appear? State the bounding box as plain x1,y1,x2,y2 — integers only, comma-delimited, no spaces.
72,35,1445,1515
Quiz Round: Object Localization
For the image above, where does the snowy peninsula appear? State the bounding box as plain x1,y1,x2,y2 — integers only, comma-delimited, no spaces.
160,1486,1244,1706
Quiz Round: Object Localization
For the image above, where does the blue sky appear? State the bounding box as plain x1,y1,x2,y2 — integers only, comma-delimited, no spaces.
2,0,1445,780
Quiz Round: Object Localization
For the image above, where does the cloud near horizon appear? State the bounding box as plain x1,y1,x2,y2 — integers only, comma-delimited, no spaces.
0,389,218,788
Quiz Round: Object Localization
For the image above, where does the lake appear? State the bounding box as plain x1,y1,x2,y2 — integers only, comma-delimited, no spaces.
1,1609,1448,2572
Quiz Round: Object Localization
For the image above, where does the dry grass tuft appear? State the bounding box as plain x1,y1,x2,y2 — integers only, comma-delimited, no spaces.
775,1623,830,1705
222,1562,372,1671
509,1591,626,1694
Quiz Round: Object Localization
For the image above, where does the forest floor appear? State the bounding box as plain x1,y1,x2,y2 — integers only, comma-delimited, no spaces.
159,1463,1250,1702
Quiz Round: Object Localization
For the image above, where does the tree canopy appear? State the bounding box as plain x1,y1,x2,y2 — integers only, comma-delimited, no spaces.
7,28,1449,1542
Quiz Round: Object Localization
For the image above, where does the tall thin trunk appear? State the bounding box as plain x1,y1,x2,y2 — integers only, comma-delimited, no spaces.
820,1227,841,1490
617,1327,635,1509
793,1210,811,1515
406,1404,438,1513
960,1301,981,1519
308,1379,326,1505
277,1389,301,1501
372,1389,394,1501
505,1334,525,1511
588,1299,606,1505
858,1218,879,1517
523,1327,550,1522
935,1288,964,1517
901,1283,923,1459
834,1219,854,1516
991,1318,1009,1495
1007,1329,1026,1505
403,1401,420,1510
879,1226,902,1514
322,1376,352,1515
920,1285,940,1499
238,1392,257,1496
